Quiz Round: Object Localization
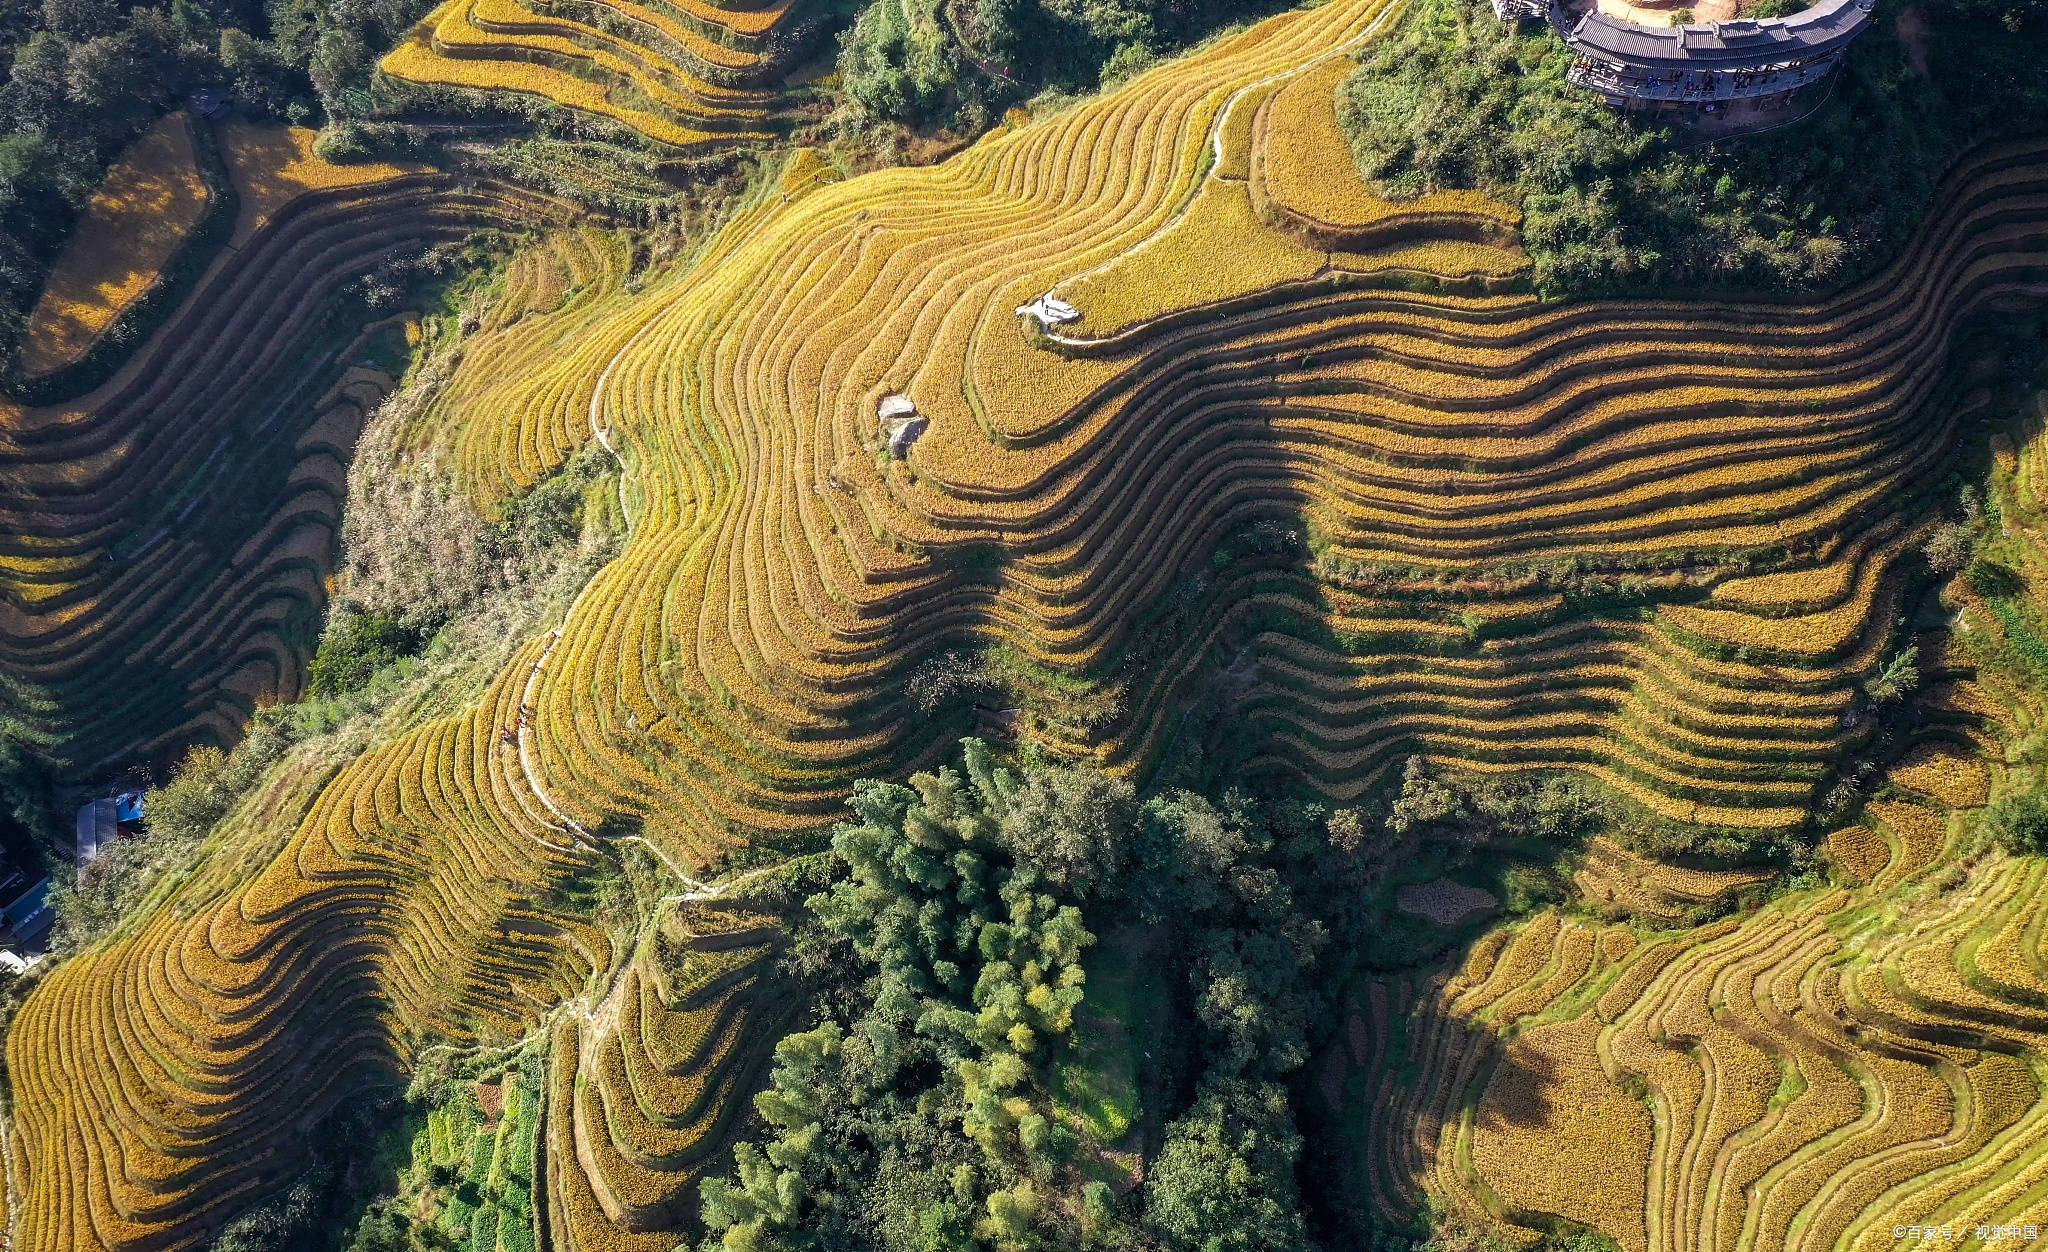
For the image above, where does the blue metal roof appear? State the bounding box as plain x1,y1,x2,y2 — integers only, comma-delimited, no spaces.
4,879,49,928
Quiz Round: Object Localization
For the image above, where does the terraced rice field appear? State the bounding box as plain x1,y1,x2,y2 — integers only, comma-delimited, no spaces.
1327,741,2048,1252
7,0,2048,1244
0,125,563,776
546,898,793,1246
17,113,213,377
399,225,639,509
1573,836,1773,923
378,0,800,150
417,24,2041,841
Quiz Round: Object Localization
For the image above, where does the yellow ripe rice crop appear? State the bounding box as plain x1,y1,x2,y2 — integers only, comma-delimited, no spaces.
1468,1017,1652,1252
1867,799,1952,886
19,113,209,376
379,21,726,151
1328,236,1529,282
1487,919,1597,1026
218,123,426,244
1213,78,1280,181
1827,824,1893,884
378,0,788,151
1334,674,2048,1252
1575,836,1770,921
11,1,2048,1246
1888,742,1991,808
1251,57,1517,248
0,162,570,1251
1055,178,1327,339
541,897,793,1244
1710,554,1858,611
0,154,552,771
1660,524,1920,659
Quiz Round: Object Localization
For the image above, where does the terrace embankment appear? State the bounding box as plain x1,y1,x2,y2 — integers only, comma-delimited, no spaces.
377,0,808,151
1329,737,2048,1252
1325,389,2048,1251
7,0,2048,1245
0,124,569,777
446,69,2048,842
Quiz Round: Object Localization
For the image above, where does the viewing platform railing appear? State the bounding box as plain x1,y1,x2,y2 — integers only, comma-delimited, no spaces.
1565,53,1839,101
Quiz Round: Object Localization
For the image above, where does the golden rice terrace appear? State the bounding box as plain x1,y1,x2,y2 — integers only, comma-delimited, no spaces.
2,0,2046,1246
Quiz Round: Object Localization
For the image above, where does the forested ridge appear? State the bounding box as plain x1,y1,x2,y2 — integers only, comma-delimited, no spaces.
1338,0,2048,296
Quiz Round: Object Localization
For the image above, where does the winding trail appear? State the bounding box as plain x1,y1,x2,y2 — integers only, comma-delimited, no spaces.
512,410,780,901
1039,0,1406,330
516,620,776,897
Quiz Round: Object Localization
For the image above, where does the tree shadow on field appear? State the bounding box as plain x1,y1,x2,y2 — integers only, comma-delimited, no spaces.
1300,971,1577,1246
1469,1029,1564,1134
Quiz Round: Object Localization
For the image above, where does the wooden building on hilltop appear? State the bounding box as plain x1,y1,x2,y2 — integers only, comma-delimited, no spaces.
1556,0,1875,111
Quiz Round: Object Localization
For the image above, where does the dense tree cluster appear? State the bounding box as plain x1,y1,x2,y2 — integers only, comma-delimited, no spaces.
699,740,1389,1251
1984,789,2048,858
1129,788,1340,1251
207,1167,332,1252
836,0,1282,133
699,741,1110,1250
1385,758,1603,846
1337,0,2048,297
305,605,427,696
1935,0,2045,32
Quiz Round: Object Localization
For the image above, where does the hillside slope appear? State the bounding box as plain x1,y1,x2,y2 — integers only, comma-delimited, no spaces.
7,3,2048,1248
1326,412,2048,1249
0,123,567,778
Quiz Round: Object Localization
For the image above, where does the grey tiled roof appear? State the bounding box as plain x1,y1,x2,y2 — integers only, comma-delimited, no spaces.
1563,0,1873,70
